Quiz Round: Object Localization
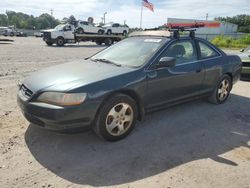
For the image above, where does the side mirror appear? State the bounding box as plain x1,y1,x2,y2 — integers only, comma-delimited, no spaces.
156,57,176,68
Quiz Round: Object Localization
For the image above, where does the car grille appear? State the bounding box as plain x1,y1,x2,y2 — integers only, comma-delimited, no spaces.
20,84,33,98
242,61,250,67
43,32,51,40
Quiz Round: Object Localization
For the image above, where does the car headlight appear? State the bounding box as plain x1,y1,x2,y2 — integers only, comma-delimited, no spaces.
37,92,87,106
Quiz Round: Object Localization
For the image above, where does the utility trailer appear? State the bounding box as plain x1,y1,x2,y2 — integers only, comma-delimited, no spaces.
42,23,125,47
75,33,124,46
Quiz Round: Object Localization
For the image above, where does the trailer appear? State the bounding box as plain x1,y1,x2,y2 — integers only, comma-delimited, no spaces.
42,23,125,47
75,33,124,46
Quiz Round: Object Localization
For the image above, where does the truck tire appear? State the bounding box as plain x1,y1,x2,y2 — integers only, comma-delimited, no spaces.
46,41,53,46
123,31,127,36
107,30,112,35
104,38,113,46
56,37,65,46
96,41,103,45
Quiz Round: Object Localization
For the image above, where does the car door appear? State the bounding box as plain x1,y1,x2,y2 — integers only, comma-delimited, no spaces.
63,25,74,40
112,24,119,34
195,39,223,92
145,39,205,109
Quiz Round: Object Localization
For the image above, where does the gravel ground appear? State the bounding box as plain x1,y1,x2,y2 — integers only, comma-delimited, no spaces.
0,37,249,188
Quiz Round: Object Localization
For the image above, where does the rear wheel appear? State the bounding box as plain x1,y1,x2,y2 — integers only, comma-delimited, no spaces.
93,94,138,141
104,38,113,46
56,37,65,46
107,30,112,35
123,30,127,36
96,41,103,45
208,75,232,104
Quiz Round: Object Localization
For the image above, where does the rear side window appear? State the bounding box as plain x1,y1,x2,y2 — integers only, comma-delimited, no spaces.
164,40,197,65
199,41,219,59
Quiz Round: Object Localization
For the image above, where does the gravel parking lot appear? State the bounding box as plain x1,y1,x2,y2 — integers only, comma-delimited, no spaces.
0,37,250,188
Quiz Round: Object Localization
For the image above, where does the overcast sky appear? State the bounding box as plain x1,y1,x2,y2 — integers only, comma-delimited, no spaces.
1,0,249,28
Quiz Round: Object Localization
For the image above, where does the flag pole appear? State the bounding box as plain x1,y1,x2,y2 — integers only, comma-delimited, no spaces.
140,2,143,29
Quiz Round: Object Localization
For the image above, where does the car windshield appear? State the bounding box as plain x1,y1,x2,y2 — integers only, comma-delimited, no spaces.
54,24,65,30
91,37,167,67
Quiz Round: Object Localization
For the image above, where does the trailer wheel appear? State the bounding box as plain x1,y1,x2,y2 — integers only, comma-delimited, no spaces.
96,41,103,45
56,37,65,46
104,38,113,46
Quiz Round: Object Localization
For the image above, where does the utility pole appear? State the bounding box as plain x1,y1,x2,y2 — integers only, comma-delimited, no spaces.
50,9,54,17
104,12,107,25
206,13,208,21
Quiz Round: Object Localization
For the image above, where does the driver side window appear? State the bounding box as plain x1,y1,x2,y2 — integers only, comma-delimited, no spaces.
164,40,197,65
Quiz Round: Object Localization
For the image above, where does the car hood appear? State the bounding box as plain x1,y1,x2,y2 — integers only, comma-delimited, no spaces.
23,60,134,93
42,29,58,32
238,52,250,61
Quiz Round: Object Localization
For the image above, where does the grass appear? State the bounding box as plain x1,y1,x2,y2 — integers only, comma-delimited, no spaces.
211,34,250,49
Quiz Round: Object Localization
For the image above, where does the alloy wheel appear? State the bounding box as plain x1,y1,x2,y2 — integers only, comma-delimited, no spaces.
217,79,230,101
105,103,134,136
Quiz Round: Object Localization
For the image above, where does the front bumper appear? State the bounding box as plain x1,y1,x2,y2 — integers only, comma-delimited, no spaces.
241,61,250,81
17,90,100,131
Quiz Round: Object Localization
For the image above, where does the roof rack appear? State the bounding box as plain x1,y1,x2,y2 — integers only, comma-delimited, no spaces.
166,22,205,39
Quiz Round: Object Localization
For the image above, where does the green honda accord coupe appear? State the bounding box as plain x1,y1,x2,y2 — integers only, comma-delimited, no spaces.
17,30,242,141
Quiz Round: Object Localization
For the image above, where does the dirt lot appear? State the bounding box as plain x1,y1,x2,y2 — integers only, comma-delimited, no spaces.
0,37,250,188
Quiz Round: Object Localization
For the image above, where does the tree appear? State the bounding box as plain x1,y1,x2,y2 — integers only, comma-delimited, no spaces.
2,10,60,29
215,15,250,33
0,14,8,26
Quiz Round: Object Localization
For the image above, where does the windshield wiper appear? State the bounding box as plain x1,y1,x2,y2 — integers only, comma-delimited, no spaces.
93,58,122,67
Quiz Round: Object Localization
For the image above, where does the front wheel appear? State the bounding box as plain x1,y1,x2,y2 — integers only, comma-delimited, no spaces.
98,29,104,35
56,37,65,46
107,30,112,35
93,94,138,141
208,75,232,104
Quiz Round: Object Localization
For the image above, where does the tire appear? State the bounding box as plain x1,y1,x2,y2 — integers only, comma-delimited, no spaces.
93,94,138,141
56,37,65,47
77,28,84,34
208,75,232,104
107,30,112,35
123,31,127,36
104,38,113,46
46,41,53,46
98,29,104,35
96,41,102,45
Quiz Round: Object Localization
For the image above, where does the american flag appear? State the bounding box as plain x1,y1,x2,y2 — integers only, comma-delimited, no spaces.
143,0,154,12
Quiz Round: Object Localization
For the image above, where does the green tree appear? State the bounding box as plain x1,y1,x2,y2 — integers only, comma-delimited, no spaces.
215,15,250,33
0,14,8,26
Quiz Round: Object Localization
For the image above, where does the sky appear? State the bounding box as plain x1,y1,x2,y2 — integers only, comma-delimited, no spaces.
1,0,250,28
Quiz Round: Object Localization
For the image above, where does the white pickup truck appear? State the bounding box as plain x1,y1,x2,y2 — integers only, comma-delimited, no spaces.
103,23,129,36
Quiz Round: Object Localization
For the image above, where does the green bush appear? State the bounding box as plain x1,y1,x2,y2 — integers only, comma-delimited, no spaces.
211,34,250,49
